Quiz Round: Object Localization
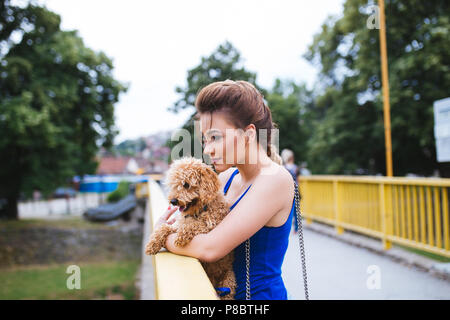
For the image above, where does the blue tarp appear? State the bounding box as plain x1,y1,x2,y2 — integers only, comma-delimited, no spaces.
76,175,149,193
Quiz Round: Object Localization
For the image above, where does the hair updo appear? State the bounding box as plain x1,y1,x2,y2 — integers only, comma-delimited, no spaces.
194,79,282,164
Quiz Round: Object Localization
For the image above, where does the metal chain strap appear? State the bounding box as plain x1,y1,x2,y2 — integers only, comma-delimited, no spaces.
244,181,309,300
294,181,309,300
245,238,251,300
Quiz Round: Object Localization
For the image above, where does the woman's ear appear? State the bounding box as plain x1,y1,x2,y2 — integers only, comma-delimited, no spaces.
244,124,256,143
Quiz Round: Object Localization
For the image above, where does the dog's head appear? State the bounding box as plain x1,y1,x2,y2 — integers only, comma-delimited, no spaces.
165,157,220,216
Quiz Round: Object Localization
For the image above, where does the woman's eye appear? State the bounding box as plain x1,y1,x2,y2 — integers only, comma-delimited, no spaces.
202,134,221,144
183,182,190,189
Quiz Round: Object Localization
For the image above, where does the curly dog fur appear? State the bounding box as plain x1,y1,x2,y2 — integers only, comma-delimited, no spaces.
145,157,236,300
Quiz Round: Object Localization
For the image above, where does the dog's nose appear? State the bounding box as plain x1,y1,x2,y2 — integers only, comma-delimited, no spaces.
170,199,178,206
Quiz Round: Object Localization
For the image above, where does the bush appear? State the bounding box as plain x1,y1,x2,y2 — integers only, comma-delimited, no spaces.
107,181,131,203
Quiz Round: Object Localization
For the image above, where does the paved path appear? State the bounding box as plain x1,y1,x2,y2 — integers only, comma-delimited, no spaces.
282,226,450,300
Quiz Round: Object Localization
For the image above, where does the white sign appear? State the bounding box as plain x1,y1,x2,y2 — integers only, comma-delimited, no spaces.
434,97,450,162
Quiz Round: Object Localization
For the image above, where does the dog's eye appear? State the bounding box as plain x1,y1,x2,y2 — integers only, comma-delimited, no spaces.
183,182,190,189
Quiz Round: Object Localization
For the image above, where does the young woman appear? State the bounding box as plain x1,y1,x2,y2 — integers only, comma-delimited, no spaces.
155,80,296,300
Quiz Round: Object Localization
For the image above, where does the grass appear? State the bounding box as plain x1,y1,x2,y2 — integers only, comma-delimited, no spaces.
0,259,140,300
393,244,450,263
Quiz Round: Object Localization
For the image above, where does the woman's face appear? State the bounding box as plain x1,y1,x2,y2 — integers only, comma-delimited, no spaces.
199,111,248,172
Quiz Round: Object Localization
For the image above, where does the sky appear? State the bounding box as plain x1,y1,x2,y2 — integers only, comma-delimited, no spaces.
41,0,345,144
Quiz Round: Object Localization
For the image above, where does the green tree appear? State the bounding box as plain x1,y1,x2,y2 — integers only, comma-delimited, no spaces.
305,0,450,176
0,1,127,219
266,79,314,167
167,41,265,162
114,138,146,157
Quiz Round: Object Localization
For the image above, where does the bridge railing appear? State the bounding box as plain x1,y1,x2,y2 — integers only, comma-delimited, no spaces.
145,178,218,300
135,182,149,199
299,175,450,258
135,174,164,199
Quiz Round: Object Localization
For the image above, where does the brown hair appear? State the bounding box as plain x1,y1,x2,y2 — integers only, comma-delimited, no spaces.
195,79,281,163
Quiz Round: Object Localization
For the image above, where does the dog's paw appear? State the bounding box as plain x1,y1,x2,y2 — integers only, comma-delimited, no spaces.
145,241,160,255
174,236,188,247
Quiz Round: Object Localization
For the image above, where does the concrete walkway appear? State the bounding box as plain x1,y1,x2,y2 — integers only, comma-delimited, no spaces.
282,225,450,300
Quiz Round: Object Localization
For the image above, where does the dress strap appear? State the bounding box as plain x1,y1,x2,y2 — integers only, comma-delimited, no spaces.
223,168,240,195
230,184,252,211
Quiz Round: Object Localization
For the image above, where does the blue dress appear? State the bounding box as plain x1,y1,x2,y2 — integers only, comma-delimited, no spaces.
223,168,294,300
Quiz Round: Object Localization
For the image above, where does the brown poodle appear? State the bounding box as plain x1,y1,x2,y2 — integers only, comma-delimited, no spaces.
145,157,236,300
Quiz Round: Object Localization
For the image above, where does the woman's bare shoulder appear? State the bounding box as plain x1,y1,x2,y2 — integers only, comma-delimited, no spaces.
256,163,294,197
259,163,293,183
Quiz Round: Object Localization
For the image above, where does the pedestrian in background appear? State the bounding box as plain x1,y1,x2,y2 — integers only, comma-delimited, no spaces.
281,149,299,233
300,161,311,176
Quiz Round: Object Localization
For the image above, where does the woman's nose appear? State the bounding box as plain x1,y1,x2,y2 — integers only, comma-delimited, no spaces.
203,142,214,156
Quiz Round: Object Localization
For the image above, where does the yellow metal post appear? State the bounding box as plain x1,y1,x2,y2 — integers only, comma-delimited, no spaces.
400,186,406,238
412,186,419,242
419,186,426,244
378,0,394,177
426,187,434,246
334,180,344,234
406,186,412,240
380,183,392,250
442,188,449,250
434,187,442,248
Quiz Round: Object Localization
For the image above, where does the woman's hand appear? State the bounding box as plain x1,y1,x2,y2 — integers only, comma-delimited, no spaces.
154,205,178,230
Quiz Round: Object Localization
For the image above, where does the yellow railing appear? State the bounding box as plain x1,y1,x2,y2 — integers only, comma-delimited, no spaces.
135,174,164,199
149,173,164,181
300,175,450,258
146,178,218,300
135,182,149,199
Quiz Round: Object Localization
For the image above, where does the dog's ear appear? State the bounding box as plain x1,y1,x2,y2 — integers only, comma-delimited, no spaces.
199,163,220,201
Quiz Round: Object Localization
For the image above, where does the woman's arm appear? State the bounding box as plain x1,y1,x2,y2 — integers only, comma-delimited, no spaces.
165,168,293,262
165,232,209,260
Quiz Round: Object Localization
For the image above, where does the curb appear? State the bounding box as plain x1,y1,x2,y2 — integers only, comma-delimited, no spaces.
302,220,449,282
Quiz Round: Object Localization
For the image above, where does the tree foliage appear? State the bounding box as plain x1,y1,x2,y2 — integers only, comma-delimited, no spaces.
266,79,313,166
167,41,264,162
0,1,127,219
168,0,449,178
304,0,450,176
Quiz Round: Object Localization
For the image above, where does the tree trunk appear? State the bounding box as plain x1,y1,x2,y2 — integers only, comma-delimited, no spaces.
0,194,19,220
